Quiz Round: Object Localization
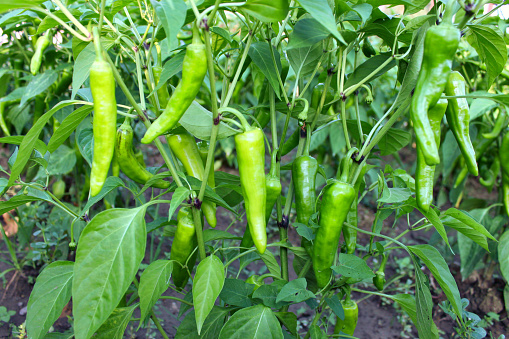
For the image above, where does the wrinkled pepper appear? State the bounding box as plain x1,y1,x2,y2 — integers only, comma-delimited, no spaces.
445,71,478,176
410,24,460,166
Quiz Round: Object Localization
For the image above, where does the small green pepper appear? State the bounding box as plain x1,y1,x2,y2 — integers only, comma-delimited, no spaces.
334,300,358,336
170,208,198,290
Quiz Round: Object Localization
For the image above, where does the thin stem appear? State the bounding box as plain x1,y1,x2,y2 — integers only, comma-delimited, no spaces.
192,206,207,261
274,0,295,46
32,7,91,41
150,310,169,339
338,48,351,149
53,0,91,38
98,0,106,35
297,259,312,279
159,295,193,306
134,50,146,110
343,56,394,97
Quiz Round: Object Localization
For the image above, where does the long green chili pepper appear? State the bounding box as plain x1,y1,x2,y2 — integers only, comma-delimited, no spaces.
410,24,460,166
479,156,500,192
0,102,10,136
115,119,170,189
142,28,207,143
235,126,267,253
171,207,198,290
153,43,170,113
53,69,73,96
168,132,217,228
445,71,478,176
500,132,509,216
30,32,51,75
313,158,356,288
482,110,507,139
454,137,497,188
343,162,367,254
90,30,117,197
416,99,448,212
281,128,300,156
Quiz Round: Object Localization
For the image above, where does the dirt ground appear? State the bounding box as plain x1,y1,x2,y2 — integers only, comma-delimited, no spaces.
0,142,508,338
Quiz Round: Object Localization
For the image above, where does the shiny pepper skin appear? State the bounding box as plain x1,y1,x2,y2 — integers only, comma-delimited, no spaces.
171,208,197,290
445,71,478,176
30,32,51,75
415,99,448,212
500,132,509,216
89,43,117,197
343,163,367,255
313,178,355,288
115,119,170,189
235,127,267,253
265,150,282,224
410,24,460,166
373,253,388,291
168,132,217,228
142,30,207,143
334,300,358,336
292,154,317,254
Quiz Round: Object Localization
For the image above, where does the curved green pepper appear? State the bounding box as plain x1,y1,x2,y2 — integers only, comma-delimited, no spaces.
479,156,500,192
281,128,300,156
415,99,448,212
500,132,509,216
115,119,170,189
334,300,358,336
171,207,198,290
313,162,356,288
410,24,460,166
482,110,507,139
153,43,170,113
168,132,217,228
142,29,207,143
445,71,478,176
53,69,73,96
362,38,376,58
30,32,51,75
235,127,267,253
0,102,10,136
373,252,388,291
454,137,496,188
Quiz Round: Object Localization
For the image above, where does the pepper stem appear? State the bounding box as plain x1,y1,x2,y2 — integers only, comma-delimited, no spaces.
218,107,251,132
192,24,202,45
92,27,103,61
269,149,278,177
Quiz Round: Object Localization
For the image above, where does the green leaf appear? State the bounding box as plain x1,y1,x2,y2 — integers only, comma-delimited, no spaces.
324,295,344,320
259,250,282,278
287,42,323,79
0,195,44,215
345,54,396,89
409,245,462,319
413,257,438,339
442,208,496,251
309,325,327,339
168,186,191,221
203,229,240,242
175,306,228,339
219,278,254,307
419,207,450,250
274,312,298,337
1,100,81,195
94,304,138,339
275,278,315,303
379,128,411,156
139,260,173,324
193,255,225,335
79,176,125,216
287,18,330,50
0,1,46,15
467,25,507,87
332,254,375,283
444,208,496,241
0,136,47,155
152,0,187,50
21,71,58,106
297,0,344,44
47,106,93,153
218,304,283,339
46,145,77,176
37,9,81,34
248,42,281,99
73,206,147,339
153,50,185,91
241,0,289,23
498,230,509,283
252,282,288,309
26,261,74,339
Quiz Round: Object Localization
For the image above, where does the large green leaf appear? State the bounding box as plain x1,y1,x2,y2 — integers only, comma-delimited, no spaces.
26,261,74,339
287,18,330,50
175,306,228,338
151,0,187,50
498,230,509,283
193,255,225,335
296,0,344,44
72,207,147,339
139,260,173,324
218,304,283,339
95,304,138,339
409,245,462,319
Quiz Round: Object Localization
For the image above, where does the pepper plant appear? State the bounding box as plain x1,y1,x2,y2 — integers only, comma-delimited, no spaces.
1,0,509,338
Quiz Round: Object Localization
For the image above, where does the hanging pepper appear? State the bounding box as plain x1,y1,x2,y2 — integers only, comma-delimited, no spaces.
0,102,10,136
235,126,267,253
482,110,507,139
479,156,500,192
33,94,46,124
52,179,66,200
171,207,198,290
343,162,367,254
410,23,460,166
334,300,358,336
313,158,356,288
30,31,51,75
142,27,207,143
52,69,73,96
168,132,217,228
415,99,448,212
115,119,170,189
454,136,497,188
373,252,388,291
281,128,300,156
500,132,509,216
90,29,117,197
445,71,478,176
153,43,170,113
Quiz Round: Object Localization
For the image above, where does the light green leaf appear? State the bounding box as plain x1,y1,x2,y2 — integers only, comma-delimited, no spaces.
275,278,315,303
26,261,74,339
193,255,225,335
498,230,509,283
175,306,228,339
73,207,147,339
151,0,187,50
46,145,77,176
248,42,281,99
139,260,173,324
287,18,330,50
95,304,138,339
218,304,283,339
48,106,93,153
297,0,344,44
241,0,289,23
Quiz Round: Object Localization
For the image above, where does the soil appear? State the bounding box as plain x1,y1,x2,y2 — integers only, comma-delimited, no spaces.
0,142,508,338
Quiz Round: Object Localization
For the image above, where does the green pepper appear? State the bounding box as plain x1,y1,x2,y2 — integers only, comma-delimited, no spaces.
415,99,448,212
153,43,170,113
30,32,51,75
170,207,198,290
313,160,356,288
445,71,478,176
0,102,10,137
500,132,509,216
90,30,117,197
454,137,496,188
235,127,267,253
142,28,207,143
33,94,46,124
168,132,217,228
373,252,388,291
334,300,358,336
52,179,66,200
482,110,507,139
361,38,376,58
281,128,300,157
342,161,367,255
479,156,500,192
311,84,334,114
115,119,170,189
53,69,73,96
410,24,460,166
